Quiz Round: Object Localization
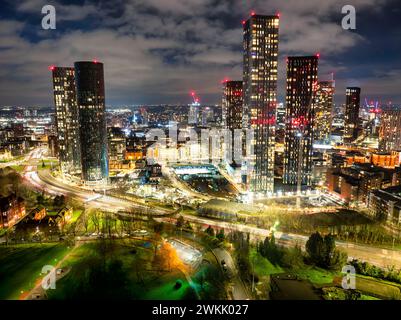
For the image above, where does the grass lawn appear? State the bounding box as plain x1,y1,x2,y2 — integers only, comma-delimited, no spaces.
10,165,25,173
143,272,195,300
359,294,380,300
292,266,337,285
0,243,71,299
355,275,401,299
249,248,283,277
48,240,197,300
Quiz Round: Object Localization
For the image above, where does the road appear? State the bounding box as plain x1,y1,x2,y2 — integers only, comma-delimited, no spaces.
212,247,250,300
175,215,401,270
161,165,211,202
11,148,401,270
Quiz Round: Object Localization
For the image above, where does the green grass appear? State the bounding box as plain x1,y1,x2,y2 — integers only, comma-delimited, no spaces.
48,240,197,300
249,248,283,277
359,294,380,300
0,243,71,299
292,266,337,285
355,275,401,299
10,165,25,173
143,273,194,300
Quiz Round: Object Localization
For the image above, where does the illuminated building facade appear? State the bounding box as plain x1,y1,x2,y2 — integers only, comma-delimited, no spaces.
0,195,25,229
283,56,318,186
379,106,401,153
314,80,335,144
222,81,243,130
344,87,361,143
243,13,279,192
75,61,109,185
51,67,81,174
222,81,243,163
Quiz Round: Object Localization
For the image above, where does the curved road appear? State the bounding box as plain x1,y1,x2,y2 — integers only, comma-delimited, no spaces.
18,148,401,270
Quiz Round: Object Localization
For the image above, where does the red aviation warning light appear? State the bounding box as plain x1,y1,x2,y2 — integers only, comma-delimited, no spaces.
251,11,256,16
190,91,200,105
93,58,98,64
48,65,55,71
316,52,320,58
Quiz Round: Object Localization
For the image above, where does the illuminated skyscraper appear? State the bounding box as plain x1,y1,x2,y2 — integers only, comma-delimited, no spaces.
222,80,243,163
74,61,109,185
51,66,81,174
379,106,401,152
222,81,243,130
283,56,318,187
314,80,335,144
243,13,279,193
344,87,361,143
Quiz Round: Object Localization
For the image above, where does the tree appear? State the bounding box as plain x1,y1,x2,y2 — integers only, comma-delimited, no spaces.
216,229,225,242
36,193,45,206
282,245,304,269
153,221,164,234
176,215,185,228
205,225,215,237
306,232,325,266
53,195,66,208
184,221,193,231
306,232,347,270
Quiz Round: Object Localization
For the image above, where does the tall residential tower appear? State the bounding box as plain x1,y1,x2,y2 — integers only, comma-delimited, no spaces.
379,106,401,152
344,87,361,143
222,80,243,164
51,66,81,175
74,61,109,185
314,80,335,144
283,56,318,187
243,13,279,193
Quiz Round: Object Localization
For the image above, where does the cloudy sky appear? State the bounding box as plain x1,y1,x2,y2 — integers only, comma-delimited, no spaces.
0,0,400,107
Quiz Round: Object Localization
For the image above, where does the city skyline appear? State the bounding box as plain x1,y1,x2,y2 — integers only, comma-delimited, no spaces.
0,0,400,107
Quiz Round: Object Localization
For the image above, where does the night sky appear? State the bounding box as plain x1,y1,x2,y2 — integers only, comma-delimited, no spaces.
0,0,400,107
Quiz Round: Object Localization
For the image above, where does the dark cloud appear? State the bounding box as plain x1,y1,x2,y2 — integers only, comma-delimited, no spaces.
0,0,400,107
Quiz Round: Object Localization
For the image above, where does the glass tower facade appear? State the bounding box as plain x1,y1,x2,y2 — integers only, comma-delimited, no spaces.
74,61,109,185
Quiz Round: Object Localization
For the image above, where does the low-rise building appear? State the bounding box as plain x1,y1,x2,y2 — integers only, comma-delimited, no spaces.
368,186,401,226
326,163,395,203
0,195,25,228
